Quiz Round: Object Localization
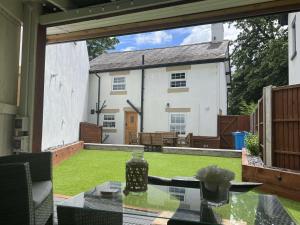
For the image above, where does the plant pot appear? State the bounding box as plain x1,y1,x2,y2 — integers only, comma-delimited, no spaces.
200,181,230,207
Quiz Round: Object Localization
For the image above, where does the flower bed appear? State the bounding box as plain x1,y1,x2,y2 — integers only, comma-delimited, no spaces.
242,149,300,201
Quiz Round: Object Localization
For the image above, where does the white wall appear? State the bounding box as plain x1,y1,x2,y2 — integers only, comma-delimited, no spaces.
42,41,90,150
218,62,228,115
88,62,228,144
0,4,21,156
143,64,221,137
289,12,300,85
88,70,141,143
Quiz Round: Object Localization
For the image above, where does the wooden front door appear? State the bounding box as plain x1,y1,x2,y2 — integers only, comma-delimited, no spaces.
125,112,138,144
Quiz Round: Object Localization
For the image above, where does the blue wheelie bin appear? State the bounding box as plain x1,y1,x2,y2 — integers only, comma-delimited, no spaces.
232,131,248,150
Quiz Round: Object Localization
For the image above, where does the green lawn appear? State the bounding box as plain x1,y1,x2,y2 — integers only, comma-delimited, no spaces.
53,150,300,223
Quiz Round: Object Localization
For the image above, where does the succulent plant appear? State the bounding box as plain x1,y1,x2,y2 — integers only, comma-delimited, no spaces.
195,166,235,192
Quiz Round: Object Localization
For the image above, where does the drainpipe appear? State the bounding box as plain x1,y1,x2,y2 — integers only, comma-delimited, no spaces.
140,55,145,132
94,73,101,126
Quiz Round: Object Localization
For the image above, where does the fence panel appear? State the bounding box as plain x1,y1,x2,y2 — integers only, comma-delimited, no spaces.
272,85,300,171
79,122,102,143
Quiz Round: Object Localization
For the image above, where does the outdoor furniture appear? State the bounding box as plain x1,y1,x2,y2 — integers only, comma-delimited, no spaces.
0,152,53,225
162,136,178,146
148,175,262,192
57,181,295,225
138,132,178,147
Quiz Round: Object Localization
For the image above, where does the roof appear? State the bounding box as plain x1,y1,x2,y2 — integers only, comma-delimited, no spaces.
89,41,230,73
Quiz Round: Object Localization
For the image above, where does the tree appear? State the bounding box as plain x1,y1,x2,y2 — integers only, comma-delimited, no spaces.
87,37,119,61
229,16,288,114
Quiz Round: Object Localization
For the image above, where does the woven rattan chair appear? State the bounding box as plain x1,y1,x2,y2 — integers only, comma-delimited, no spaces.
0,152,54,225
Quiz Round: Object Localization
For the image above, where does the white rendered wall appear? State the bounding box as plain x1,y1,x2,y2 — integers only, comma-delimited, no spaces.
0,5,21,156
144,64,221,137
88,70,141,144
218,62,228,115
88,63,227,144
42,41,90,150
289,12,300,85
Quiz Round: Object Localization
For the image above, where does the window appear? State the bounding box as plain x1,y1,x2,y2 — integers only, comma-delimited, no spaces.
103,114,116,128
112,76,126,91
291,16,297,60
170,113,186,135
170,73,186,88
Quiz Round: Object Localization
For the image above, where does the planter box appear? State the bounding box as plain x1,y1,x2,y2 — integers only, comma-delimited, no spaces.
242,149,300,201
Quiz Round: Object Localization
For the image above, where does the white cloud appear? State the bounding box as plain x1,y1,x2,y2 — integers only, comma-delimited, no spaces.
180,25,211,45
135,31,172,45
224,23,240,41
121,46,136,51
180,23,240,45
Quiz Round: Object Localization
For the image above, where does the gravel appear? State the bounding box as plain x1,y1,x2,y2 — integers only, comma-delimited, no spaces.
247,154,264,167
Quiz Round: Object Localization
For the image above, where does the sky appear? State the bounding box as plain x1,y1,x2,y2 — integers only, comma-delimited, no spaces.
114,23,240,52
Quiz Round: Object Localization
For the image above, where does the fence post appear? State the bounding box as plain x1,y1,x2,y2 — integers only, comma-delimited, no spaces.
263,86,273,166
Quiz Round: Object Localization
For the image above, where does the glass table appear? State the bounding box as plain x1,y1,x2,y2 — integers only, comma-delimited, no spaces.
57,182,296,225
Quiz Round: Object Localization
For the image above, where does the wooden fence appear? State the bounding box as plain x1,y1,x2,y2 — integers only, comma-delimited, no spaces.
79,122,102,143
250,85,300,171
218,115,250,149
189,135,220,149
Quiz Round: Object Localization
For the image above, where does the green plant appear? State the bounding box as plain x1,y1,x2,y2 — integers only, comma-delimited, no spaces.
245,133,260,156
239,100,257,115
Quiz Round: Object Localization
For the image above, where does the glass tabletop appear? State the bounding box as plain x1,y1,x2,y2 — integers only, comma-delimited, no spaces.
58,182,296,225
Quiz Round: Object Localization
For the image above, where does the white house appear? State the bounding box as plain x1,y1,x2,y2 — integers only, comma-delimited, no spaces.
88,24,230,144
289,12,300,85
42,41,90,150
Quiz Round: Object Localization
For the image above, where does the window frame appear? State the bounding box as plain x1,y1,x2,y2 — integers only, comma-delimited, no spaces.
291,15,297,60
103,114,116,128
111,76,126,91
169,72,187,88
169,112,186,135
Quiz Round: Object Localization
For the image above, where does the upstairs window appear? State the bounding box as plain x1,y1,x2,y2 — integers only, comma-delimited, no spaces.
112,77,126,91
103,114,116,128
291,16,297,60
170,73,186,88
170,113,186,135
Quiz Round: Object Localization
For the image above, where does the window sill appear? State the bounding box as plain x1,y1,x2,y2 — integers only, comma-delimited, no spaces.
103,128,117,133
291,51,297,61
167,87,189,93
110,91,127,95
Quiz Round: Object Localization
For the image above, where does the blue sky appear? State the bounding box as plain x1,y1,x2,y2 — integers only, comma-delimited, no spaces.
114,23,240,52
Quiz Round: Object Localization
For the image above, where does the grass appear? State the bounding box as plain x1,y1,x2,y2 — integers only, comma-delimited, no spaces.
53,150,300,223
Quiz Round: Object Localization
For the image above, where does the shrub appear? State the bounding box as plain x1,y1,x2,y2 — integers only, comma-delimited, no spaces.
245,133,260,156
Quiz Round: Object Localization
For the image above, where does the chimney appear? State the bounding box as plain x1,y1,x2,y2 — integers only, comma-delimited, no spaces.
211,23,224,43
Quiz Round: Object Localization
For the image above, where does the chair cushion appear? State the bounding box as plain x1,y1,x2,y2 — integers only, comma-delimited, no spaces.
32,180,52,208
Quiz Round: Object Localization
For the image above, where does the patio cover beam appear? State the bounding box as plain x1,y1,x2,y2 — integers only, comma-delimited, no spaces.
47,0,77,11
46,0,300,44
40,0,192,26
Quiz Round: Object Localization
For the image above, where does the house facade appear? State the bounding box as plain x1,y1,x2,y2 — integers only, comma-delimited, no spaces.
88,25,230,144
289,12,300,85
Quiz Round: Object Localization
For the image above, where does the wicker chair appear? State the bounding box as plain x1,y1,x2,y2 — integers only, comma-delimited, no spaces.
0,152,54,225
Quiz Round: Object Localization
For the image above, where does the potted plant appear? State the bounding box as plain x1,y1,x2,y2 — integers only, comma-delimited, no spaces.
196,166,235,206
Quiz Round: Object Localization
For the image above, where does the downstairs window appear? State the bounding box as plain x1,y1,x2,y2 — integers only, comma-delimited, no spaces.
170,113,186,135
103,114,116,128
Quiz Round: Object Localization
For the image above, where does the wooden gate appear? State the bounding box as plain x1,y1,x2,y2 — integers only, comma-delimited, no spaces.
218,115,250,149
